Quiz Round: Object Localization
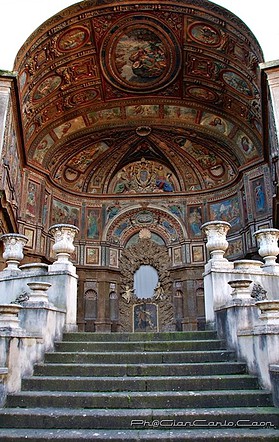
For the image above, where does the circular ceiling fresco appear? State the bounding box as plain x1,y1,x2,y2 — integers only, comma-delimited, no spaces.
100,15,181,93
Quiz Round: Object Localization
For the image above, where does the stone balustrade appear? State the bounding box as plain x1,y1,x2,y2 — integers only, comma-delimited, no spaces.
0,224,79,404
202,221,279,404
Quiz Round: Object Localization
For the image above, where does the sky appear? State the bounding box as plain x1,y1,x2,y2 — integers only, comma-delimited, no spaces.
0,0,278,70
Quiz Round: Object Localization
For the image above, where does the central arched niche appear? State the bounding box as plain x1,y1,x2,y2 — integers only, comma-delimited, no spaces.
134,265,159,298
118,229,175,332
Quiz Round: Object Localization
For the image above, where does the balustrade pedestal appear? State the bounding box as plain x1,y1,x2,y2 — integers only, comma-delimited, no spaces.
0,304,22,330
27,282,51,305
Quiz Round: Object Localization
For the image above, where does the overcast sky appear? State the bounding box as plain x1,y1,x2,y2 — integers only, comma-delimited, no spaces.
0,0,278,70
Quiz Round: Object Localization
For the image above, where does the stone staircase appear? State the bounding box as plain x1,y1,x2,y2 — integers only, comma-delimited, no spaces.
0,331,278,441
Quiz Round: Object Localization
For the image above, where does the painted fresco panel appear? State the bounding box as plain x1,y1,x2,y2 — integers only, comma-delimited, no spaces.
225,238,243,258
57,27,90,52
87,108,121,125
8,129,22,203
109,249,118,267
126,104,159,117
173,247,182,265
192,245,205,263
86,247,100,265
42,193,50,226
87,208,101,239
53,117,86,140
24,228,35,248
66,142,110,173
188,206,203,237
209,197,241,228
133,303,158,332
200,112,233,135
251,178,267,215
234,131,259,160
105,203,121,223
33,134,54,163
26,181,40,218
164,105,196,121
51,199,79,226
189,22,221,46
33,75,62,101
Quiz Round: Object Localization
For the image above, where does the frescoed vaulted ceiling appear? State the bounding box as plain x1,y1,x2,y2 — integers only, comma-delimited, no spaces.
14,0,264,197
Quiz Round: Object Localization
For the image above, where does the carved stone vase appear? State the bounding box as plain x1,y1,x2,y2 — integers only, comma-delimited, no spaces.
254,228,279,270
0,233,28,271
201,221,231,261
48,224,79,265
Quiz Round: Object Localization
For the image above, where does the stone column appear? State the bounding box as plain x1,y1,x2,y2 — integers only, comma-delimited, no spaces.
254,228,279,273
0,233,28,273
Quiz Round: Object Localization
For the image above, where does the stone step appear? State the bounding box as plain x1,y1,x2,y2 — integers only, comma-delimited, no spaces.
54,339,225,353
44,349,236,364
21,374,259,392
33,361,248,377
2,330,278,440
62,331,218,342
0,428,278,441
1,407,278,429
6,390,273,409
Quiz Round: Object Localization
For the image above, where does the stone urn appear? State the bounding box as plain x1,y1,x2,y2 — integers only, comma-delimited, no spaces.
48,224,79,264
254,228,279,270
0,304,22,329
201,221,231,261
0,233,28,271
